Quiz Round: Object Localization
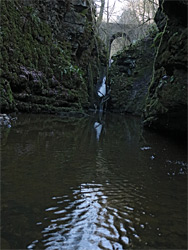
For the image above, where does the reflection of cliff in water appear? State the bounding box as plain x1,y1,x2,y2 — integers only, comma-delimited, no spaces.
1,113,187,249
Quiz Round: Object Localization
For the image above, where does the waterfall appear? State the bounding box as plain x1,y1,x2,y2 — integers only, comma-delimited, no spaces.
109,59,114,67
96,58,113,112
98,76,106,97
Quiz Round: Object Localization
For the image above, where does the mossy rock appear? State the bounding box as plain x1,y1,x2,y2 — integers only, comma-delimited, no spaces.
1,0,103,114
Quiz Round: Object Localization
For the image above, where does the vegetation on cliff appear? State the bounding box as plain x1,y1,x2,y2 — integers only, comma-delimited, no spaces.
107,0,187,135
143,0,187,134
0,0,106,114
108,32,156,115
1,0,187,135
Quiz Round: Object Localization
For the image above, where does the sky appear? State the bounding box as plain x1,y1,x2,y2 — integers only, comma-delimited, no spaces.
103,0,126,22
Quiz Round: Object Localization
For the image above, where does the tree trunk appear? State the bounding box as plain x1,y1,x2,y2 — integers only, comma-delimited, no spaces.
96,0,105,27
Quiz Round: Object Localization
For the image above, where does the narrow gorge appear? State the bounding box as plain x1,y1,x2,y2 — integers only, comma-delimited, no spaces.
1,0,187,136
0,1,187,249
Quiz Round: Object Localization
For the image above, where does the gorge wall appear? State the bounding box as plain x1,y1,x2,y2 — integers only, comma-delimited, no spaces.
108,34,155,115
109,0,187,135
1,0,106,114
143,0,187,134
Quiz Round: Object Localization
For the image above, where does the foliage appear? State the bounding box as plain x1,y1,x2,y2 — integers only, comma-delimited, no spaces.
152,31,163,47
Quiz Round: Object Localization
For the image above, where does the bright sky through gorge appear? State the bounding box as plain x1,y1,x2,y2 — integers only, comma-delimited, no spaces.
98,0,125,22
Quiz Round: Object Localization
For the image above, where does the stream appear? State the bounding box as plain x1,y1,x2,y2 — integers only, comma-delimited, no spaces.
1,113,187,249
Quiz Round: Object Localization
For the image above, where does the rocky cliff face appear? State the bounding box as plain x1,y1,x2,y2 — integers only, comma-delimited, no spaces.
108,34,155,115
143,0,187,134
1,0,106,114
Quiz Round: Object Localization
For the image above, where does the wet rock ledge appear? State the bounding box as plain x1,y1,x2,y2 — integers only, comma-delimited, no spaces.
0,114,12,127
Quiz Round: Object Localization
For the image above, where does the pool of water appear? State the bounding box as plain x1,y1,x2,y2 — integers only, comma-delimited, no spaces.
1,113,187,249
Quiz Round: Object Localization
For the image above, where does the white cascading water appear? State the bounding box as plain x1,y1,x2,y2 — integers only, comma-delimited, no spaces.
98,59,113,98
109,59,114,67
97,76,106,97
97,59,113,111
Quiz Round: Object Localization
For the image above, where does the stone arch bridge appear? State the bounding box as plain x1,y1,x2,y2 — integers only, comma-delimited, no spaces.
99,22,141,45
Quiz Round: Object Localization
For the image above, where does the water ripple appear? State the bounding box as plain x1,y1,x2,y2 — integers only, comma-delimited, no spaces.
25,171,187,250
28,182,146,249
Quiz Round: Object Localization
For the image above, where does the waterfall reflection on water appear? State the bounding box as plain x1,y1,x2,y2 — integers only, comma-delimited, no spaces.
94,110,105,141
94,122,103,141
1,113,187,250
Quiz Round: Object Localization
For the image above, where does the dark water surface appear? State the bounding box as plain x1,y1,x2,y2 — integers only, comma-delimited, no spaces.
1,113,187,250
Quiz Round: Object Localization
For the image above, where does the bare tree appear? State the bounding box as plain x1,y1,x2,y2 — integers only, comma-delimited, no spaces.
118,0,158,40
96,0,105,27
121,0,158,25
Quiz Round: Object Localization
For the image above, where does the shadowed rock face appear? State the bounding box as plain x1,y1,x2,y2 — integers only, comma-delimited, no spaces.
1,0,106,114
108,34,155,115
143,0,187,135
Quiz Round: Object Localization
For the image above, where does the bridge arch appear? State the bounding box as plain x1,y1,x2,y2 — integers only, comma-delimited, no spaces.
109,32,131,45
110,33,131,57
99,22,137,57
99,22,136,44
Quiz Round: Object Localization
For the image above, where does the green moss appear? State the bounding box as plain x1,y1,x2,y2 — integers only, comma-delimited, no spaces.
0,79,14,107
81,9,88,16
7,83,13,104
1,0,94,113
152,31,163,47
